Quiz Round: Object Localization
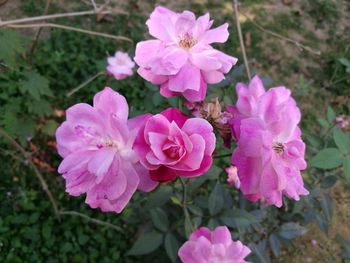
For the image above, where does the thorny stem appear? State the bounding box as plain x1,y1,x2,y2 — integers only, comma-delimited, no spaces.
240,12,321,56
179,177,194,233
59,210,123,233
6,23,133,43
0,9,127,27
0,128,61,221
232,0,251,80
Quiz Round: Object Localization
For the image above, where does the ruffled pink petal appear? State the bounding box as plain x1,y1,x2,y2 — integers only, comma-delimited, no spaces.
134,40,164,68
134,162,158,192
202,23,229,44
168,63,201,92
146,6,177,42
137,68,168,85
93,87,129,123
58,150,94,174
182,76,207,102
160,107,188,128
211,226,232,247
87,147,116,181
160,82,180,98
202,70,225,84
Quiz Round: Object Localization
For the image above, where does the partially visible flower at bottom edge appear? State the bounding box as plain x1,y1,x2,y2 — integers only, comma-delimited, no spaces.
178,226,251,263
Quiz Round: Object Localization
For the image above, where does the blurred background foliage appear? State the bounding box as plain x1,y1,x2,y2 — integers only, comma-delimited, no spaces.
0,0,350,262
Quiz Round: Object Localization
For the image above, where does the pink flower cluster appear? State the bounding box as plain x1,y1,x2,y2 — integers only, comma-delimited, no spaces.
55,5,309,262
56,88,158,213
134,6,237,102
227,76,309,207
179,226,251,263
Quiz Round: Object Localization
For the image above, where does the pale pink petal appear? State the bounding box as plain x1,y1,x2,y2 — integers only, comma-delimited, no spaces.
146,6,177,42
87,147,116,181
168,63,201,92
137,68,168,85
202,23,229,44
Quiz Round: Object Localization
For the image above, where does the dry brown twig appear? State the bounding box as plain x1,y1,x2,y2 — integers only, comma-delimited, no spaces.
6,23,133,43
0,128,61,221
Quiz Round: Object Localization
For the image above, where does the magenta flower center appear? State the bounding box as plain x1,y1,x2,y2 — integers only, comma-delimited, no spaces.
178,33,197,49
272,142,284,154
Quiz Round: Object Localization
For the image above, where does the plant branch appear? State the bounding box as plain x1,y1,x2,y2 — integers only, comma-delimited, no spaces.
67,71,105,97
232,0,251,80
240,13,321,56
0,9,127,27
5,23,133,43
0,128,60,221
59,210,123,233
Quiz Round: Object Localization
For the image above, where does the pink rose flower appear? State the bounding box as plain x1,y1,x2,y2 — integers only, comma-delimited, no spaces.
225,165,240,189
107,51,135,80
134,6,237,102
178,226,251,263
56,87,158,213
133,107,216,182
227,76,309,207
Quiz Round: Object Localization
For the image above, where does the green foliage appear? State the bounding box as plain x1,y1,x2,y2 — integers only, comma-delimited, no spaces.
127,231,163,256
0,29,26,68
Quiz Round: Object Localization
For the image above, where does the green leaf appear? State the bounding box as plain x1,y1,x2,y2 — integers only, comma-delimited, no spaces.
333,129,350,154
343,155,350,183
310,148,342,169
150,208,169,232
320,175,337,189
0,29,26,67
208,182,224,215
269,234,281,257
127,231,163,255
320,194,333,222
220,209,257,228
327,107,336,123
145,185,173,209
278,223,307,239
164,232,180,263
339,58,350,72
19,71,52,100
41,120,59,136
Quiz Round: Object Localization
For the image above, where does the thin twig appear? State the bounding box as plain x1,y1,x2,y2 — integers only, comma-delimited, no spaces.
29,0,52,66
0,128,61,221
6,23,133,43
240,13,321,56
90,0,98,12
0,10,122,27
59,210,124,233
67,71,105,97
232,0,251,80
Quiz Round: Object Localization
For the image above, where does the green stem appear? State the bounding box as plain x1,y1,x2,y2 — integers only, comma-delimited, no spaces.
214,153,232,159
179,177,194,232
